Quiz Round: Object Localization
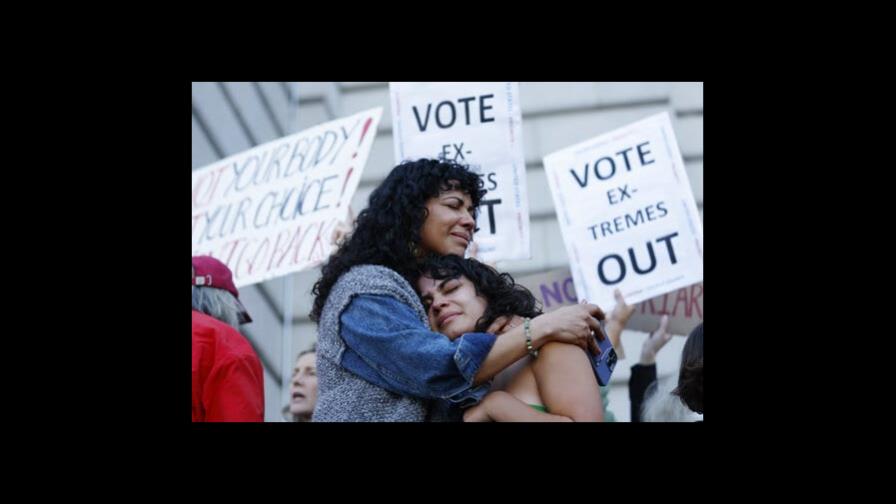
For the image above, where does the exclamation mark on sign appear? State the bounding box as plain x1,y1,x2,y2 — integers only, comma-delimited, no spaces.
339,116,373,206
352,117,374,159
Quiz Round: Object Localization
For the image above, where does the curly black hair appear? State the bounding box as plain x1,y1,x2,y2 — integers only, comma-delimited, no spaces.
310,159,486,323
416,255,542,333
673,323,703,414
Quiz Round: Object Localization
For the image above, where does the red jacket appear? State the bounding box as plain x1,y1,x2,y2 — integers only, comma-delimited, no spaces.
192,310,264,422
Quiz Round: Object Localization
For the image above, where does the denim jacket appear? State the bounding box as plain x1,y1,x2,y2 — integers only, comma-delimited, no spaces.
340,294,495,407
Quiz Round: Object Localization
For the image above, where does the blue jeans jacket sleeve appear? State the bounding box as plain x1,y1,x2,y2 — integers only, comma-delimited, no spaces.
339,294,496,406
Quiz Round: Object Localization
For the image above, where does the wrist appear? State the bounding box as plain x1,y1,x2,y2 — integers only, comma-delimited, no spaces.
639,350,656,365
529,316,549,348
524,317,539,358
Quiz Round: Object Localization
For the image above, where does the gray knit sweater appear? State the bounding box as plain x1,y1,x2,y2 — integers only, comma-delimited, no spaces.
312,264,460,422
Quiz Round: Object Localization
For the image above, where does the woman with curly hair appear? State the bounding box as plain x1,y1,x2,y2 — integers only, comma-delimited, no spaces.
417,255,606,421
310,158,607,421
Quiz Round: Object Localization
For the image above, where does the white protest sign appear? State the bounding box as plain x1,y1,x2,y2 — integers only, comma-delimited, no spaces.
390,82,530,262
542,111,703,312
192,108,383,288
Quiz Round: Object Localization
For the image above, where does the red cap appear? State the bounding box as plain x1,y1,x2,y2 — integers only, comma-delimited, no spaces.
191,255,252,323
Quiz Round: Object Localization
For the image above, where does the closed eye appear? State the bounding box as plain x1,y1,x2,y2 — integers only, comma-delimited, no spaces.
441,280,462,296
444,197,467,210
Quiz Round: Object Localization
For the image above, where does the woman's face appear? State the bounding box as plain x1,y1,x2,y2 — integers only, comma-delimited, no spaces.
417,274,488,340
419,188,476,256
289,352,318,418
